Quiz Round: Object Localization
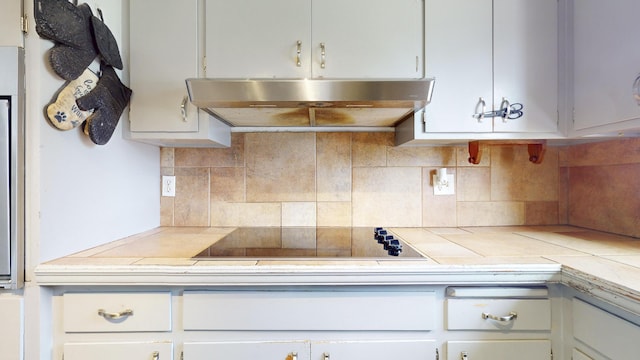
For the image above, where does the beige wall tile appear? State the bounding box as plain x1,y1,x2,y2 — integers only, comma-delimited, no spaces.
388,146,456,167
160,197,174,226
282,202,317,227
352,132,393,167
160,147,174,168
569,164,640,238
456,144,491,167
245,133,316,202
211,167,245,202
210,202,281,227
175,133,245,167
317,132,351,202
174,167,210,226
525,201,560,225
567,137,640,167
457,201,525,226
491,145,559,201
423,169,457,227
558,167,569,224
352,167,422,226
457,167,491,202
317,202,352,227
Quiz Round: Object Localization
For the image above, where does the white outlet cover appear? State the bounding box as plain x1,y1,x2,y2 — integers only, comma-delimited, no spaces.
162,176,176,197
432,174,455,195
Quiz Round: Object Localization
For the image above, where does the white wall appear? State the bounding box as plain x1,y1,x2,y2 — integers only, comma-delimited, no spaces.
24,0,159,266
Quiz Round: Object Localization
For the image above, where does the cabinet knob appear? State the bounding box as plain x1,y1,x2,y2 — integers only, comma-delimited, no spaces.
152,351,159,360
286,352,297,360
323,353,330,360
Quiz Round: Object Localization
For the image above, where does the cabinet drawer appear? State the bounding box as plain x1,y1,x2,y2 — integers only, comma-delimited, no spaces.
573,298,640,359
64,341,173,360
63,292,171,333
183,290,435,331
446,298,550,330
447,340,550,360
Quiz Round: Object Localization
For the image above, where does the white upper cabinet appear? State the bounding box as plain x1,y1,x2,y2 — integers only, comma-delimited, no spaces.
400,0,559,143
206,0,424,79
128,0,230,147
129,0,200,133
0,0,23,47
493,0,558,133
572,0,640,136
422,0,493,133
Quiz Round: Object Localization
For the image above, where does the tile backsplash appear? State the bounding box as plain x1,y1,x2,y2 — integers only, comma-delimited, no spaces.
160,133,639,238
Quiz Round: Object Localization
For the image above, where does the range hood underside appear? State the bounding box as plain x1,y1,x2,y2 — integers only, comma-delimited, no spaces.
186,78,434,128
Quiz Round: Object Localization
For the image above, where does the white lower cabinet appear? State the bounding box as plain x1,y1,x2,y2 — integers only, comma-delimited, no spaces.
182,289,438,360
184,340,436,360
444,287,552,360
60,292,173,360
64,342,173,360
572,297,640,359
447,340,550,360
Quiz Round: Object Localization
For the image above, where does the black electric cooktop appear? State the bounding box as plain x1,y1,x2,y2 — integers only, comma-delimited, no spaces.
193,227,425,259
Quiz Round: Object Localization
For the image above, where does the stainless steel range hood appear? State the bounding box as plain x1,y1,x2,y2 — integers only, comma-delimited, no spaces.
185,78,435,128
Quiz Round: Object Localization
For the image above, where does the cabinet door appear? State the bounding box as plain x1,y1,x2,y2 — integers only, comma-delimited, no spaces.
423,0,493,133
573,0,640,134
184,341,310,360
64,342,173,360
446,340,550,360
312,340,436,360
129,0,200,132
312,0,424,78
493,0,558,133
206,0,311,78
0,0,22,47
0,297,23,360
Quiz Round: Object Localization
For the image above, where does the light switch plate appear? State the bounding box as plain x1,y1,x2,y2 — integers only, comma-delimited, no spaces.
162,176,176,197
433,174,455,195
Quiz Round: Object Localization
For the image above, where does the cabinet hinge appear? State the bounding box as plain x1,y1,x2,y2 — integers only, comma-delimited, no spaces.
21,14,28,34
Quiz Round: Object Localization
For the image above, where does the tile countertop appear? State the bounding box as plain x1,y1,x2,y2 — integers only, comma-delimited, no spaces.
35,225,640,313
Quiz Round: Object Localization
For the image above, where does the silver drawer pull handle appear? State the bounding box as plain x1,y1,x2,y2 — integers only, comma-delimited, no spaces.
180,96,188,121
152,351,159,360
97,308,134,320
324,353,330,360
296,40,302,67
472,97,486,122
320,42,326,69
482,311,517,322
286,352,297,360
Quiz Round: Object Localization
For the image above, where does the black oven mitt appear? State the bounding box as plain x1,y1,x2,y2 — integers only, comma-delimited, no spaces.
76,63,132,145
35,1,97,80
35,0,123,80
90,8,123,70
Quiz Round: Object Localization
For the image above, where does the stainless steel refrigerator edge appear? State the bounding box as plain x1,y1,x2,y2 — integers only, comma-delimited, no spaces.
0,46,25,289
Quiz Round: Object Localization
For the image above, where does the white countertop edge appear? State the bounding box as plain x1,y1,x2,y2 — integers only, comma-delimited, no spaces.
34,263,562,287
561,267,640,317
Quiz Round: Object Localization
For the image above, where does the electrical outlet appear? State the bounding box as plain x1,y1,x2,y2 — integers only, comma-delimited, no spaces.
433,174,455,195
162,176,176,197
